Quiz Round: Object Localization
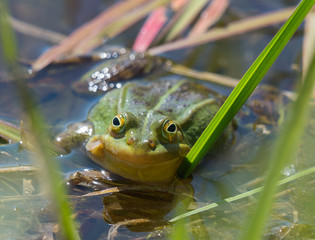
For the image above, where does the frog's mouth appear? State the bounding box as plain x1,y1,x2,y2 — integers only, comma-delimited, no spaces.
85,135,190,183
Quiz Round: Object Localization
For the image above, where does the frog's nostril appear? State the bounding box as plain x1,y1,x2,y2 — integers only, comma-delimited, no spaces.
148,139,156,150
127,137,135,145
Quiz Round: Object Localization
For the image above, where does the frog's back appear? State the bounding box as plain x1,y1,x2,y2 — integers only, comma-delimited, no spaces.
89,78,224,146
117,79,221,115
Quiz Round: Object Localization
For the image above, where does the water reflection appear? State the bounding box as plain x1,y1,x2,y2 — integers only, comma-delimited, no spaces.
67,169,194,237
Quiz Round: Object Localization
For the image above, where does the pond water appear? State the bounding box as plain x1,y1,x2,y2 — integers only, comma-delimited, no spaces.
1,0,315,239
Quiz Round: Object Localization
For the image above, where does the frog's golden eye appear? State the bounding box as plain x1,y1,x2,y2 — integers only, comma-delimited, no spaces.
162,119,177,142
111,114,125,134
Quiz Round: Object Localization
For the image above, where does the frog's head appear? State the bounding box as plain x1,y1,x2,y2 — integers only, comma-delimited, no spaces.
85,110,190,184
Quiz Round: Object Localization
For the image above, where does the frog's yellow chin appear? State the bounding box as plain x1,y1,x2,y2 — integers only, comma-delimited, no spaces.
85,135,190,184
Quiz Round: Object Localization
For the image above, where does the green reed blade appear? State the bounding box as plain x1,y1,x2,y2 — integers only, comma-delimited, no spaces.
177,0,315,178
239,36,315,240
0,120,20,143
0,2,80,239
170,166,315,223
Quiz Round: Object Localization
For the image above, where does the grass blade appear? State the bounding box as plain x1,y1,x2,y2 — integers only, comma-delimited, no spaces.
188,0,229,36
164,0,209,41
239,33,315,240
150,0,187,45
170,166,315,222
0,120,20,143
0,2,80,239
303,10,315,80
169,63,239,87
177,0,315,178
79,0,170,53
149,6,295,55
9,16,66,44
0,2,16,61
32,0,149,71
132,7,168,52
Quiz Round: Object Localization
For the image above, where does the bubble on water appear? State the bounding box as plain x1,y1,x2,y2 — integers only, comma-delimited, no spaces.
99,52,107,59
282,164,296,176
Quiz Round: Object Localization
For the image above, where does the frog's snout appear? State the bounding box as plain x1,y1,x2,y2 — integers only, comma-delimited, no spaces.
126,137,156,150
126,137,135,145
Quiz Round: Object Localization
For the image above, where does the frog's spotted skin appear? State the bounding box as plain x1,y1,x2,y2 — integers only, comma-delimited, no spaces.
85,79,224,184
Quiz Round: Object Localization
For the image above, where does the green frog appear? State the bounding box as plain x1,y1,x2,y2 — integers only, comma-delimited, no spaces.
55,78,229,184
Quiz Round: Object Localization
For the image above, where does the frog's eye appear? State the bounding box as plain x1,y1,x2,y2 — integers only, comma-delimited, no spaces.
111,114,125,134
162,119,177,142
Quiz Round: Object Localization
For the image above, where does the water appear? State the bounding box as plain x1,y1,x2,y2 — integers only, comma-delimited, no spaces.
1,0,314,239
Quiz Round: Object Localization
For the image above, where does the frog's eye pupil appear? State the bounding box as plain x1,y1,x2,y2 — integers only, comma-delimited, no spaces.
111,114,126,135
162,119,178,142
167,123,176,133
113,117,120,126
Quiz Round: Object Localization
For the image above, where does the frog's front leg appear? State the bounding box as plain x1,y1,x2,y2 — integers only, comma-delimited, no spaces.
54,121,94,152
67,168,135,191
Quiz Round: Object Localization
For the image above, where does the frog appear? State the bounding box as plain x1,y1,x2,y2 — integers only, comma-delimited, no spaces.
55,77,231,184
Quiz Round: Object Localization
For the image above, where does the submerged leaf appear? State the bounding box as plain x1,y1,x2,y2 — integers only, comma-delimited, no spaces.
72,52,165,95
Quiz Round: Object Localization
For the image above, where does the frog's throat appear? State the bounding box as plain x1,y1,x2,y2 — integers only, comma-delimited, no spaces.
85,135,190,183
